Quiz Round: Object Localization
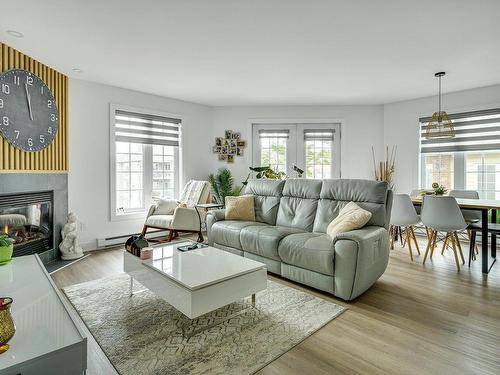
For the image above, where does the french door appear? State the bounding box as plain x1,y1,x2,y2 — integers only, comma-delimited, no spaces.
252,123,341,178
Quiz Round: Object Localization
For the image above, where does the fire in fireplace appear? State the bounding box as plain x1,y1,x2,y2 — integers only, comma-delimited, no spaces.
0,191,53,257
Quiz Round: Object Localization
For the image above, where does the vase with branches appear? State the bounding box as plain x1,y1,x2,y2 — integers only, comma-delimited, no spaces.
372,145,396,190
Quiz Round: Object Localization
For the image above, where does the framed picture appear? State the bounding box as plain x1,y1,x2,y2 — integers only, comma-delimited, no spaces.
229,147,237,155
237,140,246,147
218,154,227,161
215,137,223,146
232,132,241,139
230,139,237,148
212,146,221,153
227,155,234,163
225,130,233,139
237,148,244,156
221,146,228,154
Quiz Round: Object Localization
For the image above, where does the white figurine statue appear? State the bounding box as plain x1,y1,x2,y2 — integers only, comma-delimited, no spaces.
59,212,84,260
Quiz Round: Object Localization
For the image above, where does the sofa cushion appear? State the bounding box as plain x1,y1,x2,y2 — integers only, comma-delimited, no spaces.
313,179,389,232
276,179,322,231
240,225,305,261
225,195,255,221
278,232,335,276
244,179,285,225
326,202,372,238
210,220,268,249
145,214,173,228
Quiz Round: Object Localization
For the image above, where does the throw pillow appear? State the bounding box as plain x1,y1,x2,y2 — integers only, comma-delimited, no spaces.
154,199,179,215
225,195,255,221
326,202,372,238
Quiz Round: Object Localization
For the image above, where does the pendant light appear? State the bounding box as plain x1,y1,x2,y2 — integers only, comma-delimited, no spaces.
424,72,455,139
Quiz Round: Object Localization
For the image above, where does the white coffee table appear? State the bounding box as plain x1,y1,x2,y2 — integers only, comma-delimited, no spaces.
123,242,267,336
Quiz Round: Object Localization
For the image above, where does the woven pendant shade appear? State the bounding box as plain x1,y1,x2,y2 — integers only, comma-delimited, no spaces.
425,111,455,139
424,72,455,140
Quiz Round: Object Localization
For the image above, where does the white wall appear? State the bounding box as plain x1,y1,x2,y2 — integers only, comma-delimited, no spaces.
383,84,500,194
210,105,385,184
68,79,213,250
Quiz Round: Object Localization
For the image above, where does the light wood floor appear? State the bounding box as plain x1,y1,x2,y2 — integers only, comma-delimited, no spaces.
52,236,500,375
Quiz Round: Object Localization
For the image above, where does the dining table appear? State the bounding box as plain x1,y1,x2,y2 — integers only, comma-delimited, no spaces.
411,196,499,274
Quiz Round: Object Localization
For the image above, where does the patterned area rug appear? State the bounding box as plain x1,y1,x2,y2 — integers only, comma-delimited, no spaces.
64,274,345,375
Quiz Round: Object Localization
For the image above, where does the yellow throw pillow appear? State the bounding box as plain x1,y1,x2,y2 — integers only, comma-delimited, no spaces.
326,202,372,238
225,195,255,221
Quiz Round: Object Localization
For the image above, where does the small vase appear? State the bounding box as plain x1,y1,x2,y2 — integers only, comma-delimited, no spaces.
0,297,15,354
0,244,13,265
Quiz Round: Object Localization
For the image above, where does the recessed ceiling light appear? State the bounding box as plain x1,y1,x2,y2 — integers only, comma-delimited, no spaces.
7,30,24,38
72,68,83,73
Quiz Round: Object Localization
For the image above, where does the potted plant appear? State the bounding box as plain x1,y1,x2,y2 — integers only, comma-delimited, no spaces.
208,168,242,206
431,182,447,196
0,234,14,265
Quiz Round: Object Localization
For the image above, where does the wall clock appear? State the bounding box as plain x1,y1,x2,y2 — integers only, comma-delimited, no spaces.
0,69,59,152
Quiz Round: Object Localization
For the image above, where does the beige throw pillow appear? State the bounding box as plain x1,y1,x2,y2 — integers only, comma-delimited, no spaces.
326,202,372,238
225,195,255,221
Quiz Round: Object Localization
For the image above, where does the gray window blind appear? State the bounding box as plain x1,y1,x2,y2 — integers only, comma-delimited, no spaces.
258,129,289,138
115,109,181,146
304,129,335,141
420,108,500,153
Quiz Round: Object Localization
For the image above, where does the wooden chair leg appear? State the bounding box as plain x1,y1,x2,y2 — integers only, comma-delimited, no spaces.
398,226,404,246
430,231,441,259
167,230,174,242
141,225,148,236
450,233,461,272
441,234,449,255
389,225,395,250
406,226,413,261
410,226,420,255
423,230,436,264
453,232,465,264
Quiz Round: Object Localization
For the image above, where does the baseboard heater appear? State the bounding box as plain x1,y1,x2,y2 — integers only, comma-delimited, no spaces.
97,229,169,248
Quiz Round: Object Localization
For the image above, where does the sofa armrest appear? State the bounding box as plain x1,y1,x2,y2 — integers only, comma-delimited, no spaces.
206,209,225,245
171,207,200,231
146,205,157,218
332,226,389,300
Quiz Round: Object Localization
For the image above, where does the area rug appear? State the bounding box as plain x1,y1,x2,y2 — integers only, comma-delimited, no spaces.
64,274,345,375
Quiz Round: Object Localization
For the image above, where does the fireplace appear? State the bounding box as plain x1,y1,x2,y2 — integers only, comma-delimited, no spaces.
0,191,54,257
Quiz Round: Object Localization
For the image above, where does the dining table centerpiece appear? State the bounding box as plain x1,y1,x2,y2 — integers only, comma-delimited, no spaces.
431,182,447,196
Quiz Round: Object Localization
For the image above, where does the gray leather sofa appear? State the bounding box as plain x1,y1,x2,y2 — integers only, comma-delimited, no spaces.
206,178,393,301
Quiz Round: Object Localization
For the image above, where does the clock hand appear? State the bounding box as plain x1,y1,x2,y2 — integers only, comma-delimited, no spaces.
25,83,34,121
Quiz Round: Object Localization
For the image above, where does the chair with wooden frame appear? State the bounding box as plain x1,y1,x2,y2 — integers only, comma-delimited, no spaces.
389,194,421,261
421,195,467,271
142,180,211,243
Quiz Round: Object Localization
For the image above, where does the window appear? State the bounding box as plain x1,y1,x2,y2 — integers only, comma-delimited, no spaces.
111,106,181,218
420,108,500,199
421,153,454,189
258,129,288,173
465,152,500,200
252,123,340,178
304,130,334,179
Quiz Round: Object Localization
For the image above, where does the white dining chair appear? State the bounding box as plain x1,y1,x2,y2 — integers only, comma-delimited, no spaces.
421,195,467,271
448,190,480,257
390,194,421,261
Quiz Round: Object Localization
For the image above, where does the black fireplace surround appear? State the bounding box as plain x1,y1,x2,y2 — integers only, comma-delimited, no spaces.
0,191,54,257
0,173,68,264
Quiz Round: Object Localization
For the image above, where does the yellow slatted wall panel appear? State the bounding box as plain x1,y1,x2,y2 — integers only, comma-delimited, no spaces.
0,43,68,172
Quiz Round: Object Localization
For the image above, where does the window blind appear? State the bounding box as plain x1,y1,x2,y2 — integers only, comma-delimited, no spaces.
304,129,335,141
114,109,181,147
420,108,500,153
258,129,289,138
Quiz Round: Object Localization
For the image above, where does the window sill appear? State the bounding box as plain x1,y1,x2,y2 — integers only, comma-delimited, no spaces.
111,210,148,222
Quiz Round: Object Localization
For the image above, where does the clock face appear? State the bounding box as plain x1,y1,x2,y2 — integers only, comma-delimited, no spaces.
0,69,59,152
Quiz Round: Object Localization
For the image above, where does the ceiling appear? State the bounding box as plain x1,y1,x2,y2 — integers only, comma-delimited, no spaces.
1,0,500,106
